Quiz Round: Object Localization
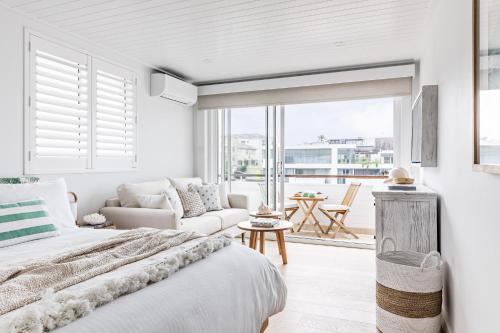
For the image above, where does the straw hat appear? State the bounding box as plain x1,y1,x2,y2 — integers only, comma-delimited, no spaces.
384,167,414,184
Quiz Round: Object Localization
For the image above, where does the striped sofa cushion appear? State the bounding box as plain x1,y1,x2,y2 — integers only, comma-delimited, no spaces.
0,199,59,248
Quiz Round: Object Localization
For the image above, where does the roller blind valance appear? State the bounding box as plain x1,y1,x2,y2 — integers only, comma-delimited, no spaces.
198,77,412,109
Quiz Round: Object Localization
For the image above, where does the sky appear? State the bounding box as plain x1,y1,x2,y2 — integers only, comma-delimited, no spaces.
230,98,394,145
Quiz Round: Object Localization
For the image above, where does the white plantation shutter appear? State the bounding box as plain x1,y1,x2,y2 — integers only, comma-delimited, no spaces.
93,59,137,170
27,35,91,172
25,34,138,173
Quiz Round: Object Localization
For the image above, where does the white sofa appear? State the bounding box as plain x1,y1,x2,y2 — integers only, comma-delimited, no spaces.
100,178,249,237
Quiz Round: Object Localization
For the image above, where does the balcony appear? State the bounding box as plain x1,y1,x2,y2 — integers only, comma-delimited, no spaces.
217,98,397,248
230,174,383,247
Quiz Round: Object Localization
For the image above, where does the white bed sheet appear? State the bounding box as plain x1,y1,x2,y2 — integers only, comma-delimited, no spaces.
0,229,287,333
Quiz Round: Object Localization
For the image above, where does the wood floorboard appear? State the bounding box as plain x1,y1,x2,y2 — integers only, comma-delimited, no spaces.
262,240,377,333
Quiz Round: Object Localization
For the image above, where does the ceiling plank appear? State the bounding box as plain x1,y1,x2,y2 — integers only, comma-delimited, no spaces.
108,6,429,52
0,0,432,82
87,0,426,45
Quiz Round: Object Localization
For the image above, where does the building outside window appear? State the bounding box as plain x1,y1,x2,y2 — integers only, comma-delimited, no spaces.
337,148,356,163
285,148,332,164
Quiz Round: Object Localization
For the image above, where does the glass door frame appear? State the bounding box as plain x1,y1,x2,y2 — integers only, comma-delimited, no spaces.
266,105,285,211
216,106,284,210
278,105,285,213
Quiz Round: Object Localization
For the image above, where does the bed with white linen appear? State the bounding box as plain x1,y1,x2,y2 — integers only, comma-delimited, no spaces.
0,229,286,333
0,179,286,333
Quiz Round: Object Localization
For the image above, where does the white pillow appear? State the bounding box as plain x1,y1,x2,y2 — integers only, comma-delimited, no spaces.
177,186,206,218
190,184,223,211
137,194,173,210
117,179,171,208
164,187,184,219
0,198,60,248
168,177,203,191
0,178,75,229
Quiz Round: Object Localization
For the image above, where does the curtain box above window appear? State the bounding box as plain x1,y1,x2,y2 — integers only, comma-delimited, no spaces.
197,77,412,109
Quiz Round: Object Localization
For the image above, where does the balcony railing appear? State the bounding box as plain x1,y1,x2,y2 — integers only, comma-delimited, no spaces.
228,174,385,233
285,174,388,179
230,173,388,179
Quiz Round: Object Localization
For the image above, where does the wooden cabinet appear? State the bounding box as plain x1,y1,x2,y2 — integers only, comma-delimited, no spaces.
372,185,438,254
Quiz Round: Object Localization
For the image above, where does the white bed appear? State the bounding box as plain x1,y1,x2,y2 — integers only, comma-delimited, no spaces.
0,228,287,333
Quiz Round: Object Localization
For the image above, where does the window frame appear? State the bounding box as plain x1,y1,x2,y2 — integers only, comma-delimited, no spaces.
24,30,138,174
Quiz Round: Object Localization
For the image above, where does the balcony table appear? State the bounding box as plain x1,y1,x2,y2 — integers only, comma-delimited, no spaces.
288,195,328,237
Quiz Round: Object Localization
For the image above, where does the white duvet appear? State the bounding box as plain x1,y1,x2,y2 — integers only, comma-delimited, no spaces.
0,229,287,333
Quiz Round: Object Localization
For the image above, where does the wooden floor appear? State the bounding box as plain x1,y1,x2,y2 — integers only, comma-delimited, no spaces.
263,240,376,333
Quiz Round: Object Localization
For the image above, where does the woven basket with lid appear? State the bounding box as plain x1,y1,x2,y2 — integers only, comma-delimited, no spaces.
376,238,442,333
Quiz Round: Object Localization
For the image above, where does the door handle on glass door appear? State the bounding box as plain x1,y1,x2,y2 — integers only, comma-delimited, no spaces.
277,161,284,176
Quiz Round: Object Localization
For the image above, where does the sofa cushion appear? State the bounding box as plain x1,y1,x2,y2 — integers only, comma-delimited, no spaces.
164,187,184,218
137,194,173,210
204,208,249,229
189,184,222,212
117,179,171,208
217,183,231,209
169,177,203,191
179,215,221,235
177,187,206,218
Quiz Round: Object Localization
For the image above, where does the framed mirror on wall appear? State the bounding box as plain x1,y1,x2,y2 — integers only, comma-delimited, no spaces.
474,0,500,174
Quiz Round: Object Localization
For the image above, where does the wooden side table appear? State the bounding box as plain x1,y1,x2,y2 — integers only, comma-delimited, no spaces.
237,221,293,264
244,211,284,243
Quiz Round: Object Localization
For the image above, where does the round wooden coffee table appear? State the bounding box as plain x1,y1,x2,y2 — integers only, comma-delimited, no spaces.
237,221,293,264
249,211,283,219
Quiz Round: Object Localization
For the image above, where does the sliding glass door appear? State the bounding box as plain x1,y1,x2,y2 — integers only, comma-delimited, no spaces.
216,98,396,235
218,106,281,211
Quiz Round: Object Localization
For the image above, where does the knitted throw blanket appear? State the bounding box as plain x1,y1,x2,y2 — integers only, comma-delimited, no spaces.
0,228,232,332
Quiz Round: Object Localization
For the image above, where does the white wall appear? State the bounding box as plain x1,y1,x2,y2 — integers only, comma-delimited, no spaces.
0,6,194,220
420,0,500,331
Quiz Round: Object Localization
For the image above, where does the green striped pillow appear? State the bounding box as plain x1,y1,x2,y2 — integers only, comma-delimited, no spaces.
0,199,59,248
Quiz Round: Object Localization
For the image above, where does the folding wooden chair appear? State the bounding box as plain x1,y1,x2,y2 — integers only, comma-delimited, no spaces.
318,183,361,239
258,183,299,224
283,203,299,222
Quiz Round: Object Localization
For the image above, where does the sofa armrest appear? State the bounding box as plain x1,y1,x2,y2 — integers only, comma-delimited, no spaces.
105,197,121,207
227,193,249,210
100,207,179,230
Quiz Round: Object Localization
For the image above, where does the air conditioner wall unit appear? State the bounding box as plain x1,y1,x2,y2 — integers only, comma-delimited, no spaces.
151,73,198,106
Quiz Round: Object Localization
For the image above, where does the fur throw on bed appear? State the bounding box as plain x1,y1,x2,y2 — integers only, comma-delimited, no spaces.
0,228,232,333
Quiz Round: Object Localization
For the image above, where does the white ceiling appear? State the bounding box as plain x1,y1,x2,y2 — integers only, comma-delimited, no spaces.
1,0,432,83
